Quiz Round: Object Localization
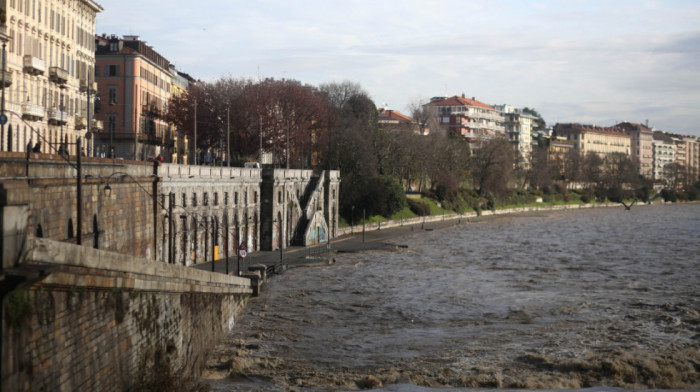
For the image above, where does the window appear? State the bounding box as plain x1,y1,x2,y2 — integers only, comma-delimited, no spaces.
244,190,248,204
234,192,238,205
278,190,282,203
254,191,258,203
224,192,228,205
203,192,209,206
108,86,117,105
107,65,119,76
182,193,186,207
192,193,197,207
214,192,218,206
110,41,118,52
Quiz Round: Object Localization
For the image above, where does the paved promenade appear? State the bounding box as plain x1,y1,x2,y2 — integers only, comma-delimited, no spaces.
193,216,471,276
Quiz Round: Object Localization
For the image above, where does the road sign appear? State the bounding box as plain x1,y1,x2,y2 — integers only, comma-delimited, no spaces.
0,114,7,125
239,249,247,258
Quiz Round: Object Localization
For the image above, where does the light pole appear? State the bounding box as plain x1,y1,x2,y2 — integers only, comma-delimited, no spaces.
351,205,354,234
226,105,230,167
60,85,66,154
0,30,9,152
362,208,365,243
194,98,197,165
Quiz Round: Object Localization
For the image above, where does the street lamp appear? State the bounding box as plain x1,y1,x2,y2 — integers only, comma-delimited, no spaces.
0,29,9,152
351,205,354,234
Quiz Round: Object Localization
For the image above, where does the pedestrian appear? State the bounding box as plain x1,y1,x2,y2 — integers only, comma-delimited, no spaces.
205,147,213,165
33,141,41,153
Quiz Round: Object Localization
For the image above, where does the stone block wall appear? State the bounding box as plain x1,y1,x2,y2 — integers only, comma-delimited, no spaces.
1,237,252,392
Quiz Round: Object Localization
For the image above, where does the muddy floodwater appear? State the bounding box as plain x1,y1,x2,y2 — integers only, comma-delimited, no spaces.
203,204,700,391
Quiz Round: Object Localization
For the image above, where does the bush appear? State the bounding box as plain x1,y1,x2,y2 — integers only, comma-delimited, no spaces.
407,199,430,216
580,189,595,204
661,188,677,202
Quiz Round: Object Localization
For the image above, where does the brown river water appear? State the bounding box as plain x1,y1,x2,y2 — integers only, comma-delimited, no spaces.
202,204,700,391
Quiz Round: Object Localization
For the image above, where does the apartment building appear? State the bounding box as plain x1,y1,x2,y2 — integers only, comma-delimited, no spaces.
553,123,631,158
0,0,102,155
94,34,173,160
652,131,676,185
682,135,699,184
495,104,536,159
426,95,504,141
615,122,654,178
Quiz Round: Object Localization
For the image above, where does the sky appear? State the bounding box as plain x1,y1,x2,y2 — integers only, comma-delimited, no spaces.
96,0,700,136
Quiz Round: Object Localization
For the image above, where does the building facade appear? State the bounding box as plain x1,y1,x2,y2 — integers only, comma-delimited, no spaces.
377,107,423,134
0,0,102,155
94,34,175,160
553,123,631,157
615,122,654,179
651,131,676,185
426,95,504,141
496,104,536,159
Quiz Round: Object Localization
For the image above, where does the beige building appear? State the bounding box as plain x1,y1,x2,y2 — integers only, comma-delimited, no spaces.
553,123,630,157
0,0,102,155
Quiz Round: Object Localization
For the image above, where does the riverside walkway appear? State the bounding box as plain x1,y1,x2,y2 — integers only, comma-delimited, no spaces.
193,216,469,276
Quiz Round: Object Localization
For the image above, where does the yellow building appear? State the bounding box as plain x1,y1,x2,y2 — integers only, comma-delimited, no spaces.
553,123,630,157
0,0,102,155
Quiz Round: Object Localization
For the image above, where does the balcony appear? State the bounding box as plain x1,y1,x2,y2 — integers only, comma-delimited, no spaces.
79,79,98,93
1,70,11,88
47,107,69,125
75,115,87,130
49,66,69,84
23,55,46,75
21,102,45,120
92,119,103,131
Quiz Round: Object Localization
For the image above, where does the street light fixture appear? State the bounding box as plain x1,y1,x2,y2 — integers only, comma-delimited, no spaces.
0,29,9,152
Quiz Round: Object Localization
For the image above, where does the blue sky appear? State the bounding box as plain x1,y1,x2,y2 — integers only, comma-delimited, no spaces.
96,0,700,136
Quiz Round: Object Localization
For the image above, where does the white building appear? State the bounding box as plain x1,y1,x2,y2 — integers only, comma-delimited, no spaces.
1,0,103,155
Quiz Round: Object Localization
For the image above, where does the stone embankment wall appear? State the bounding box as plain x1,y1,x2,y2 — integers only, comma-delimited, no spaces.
1,236,252,392
337,202,625,236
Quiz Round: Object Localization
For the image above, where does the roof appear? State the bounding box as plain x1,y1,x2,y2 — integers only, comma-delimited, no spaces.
427,95,494,110
377,108,414,123
615,122,654,133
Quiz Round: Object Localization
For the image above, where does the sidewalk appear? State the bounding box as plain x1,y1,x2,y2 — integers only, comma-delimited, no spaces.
192,216,468,275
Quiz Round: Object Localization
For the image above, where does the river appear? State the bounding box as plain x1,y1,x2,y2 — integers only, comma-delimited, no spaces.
203,203,700,391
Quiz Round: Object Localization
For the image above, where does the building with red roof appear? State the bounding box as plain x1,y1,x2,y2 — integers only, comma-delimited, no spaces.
425,95,504,141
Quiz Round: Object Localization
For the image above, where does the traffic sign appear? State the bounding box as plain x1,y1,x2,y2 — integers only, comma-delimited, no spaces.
239,249,247,258
0,114,7,125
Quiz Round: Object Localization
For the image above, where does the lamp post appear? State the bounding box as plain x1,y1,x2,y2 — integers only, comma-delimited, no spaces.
60,85,66,154
226,105,230,167
0,30,9,152
362,208,365,243
76,137,82,245
351,205,354,234
194,98,197,165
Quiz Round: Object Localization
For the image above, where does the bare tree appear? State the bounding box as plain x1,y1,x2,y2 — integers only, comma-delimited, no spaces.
469,137,515,198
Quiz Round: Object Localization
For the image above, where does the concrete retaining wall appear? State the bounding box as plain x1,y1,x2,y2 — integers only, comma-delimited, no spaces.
1,237,252,392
